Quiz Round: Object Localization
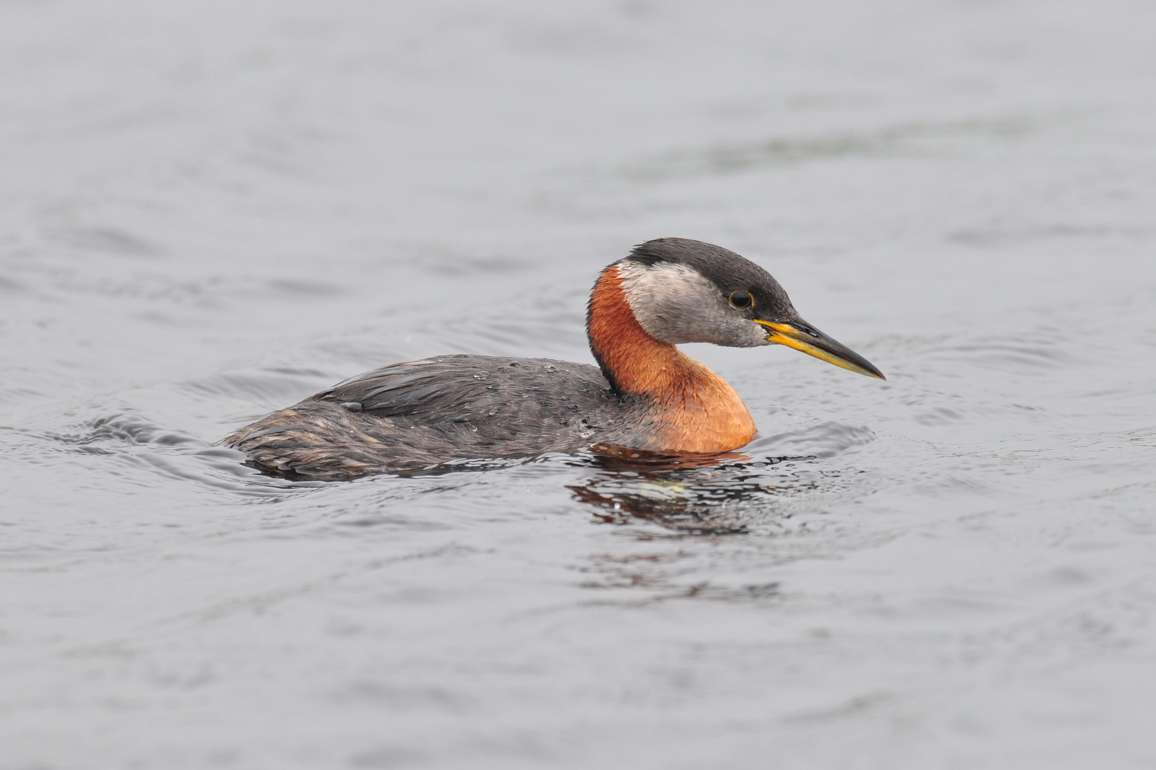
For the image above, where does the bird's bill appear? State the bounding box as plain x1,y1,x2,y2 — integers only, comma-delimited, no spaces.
755,320,885,380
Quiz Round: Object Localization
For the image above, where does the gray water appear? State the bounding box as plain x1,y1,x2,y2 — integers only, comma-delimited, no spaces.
2,1,1155,768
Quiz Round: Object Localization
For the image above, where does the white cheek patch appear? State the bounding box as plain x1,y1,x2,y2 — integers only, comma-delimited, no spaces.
615,260,727,344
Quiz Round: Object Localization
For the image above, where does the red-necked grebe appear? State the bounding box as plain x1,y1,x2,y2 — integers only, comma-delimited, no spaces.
225,238,884,480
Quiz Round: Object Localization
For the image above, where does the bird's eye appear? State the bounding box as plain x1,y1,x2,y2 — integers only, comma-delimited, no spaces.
728,290,754,310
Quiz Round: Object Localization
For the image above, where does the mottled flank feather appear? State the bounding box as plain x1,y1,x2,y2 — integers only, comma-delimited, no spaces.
224,355,636,480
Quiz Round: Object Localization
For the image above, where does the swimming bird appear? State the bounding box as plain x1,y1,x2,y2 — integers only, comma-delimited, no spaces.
225,238,884,480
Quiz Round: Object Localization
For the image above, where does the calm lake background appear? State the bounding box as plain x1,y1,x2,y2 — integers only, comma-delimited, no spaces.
2,1,1155,768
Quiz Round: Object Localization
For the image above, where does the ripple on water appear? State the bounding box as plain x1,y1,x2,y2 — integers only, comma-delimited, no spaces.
438,303,587,357
749,421,876,459
0,275,28,295
621,114,1039,180
558,441,866,535
182,368,336,406
32,412,302,499
265,277,348,298
50,223,165,260
917,326,1075,377
53,412,197,448
913,406,965,426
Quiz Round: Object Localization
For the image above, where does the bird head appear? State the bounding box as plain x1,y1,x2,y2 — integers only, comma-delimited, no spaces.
615,237,885,380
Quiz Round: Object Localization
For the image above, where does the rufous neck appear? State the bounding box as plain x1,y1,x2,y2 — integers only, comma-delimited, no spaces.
585,263,757,454
587,264,686,397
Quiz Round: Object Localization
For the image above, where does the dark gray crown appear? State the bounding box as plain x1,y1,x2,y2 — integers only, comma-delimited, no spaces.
626,238,796,319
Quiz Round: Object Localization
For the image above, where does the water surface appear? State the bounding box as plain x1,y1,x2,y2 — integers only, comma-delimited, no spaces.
2,1,1155,768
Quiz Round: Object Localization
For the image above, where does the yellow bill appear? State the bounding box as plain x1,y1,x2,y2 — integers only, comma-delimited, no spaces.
755,320,885,380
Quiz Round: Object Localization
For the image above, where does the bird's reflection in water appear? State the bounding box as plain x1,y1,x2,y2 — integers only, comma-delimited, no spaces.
565,444,826,535
564,446,843,604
